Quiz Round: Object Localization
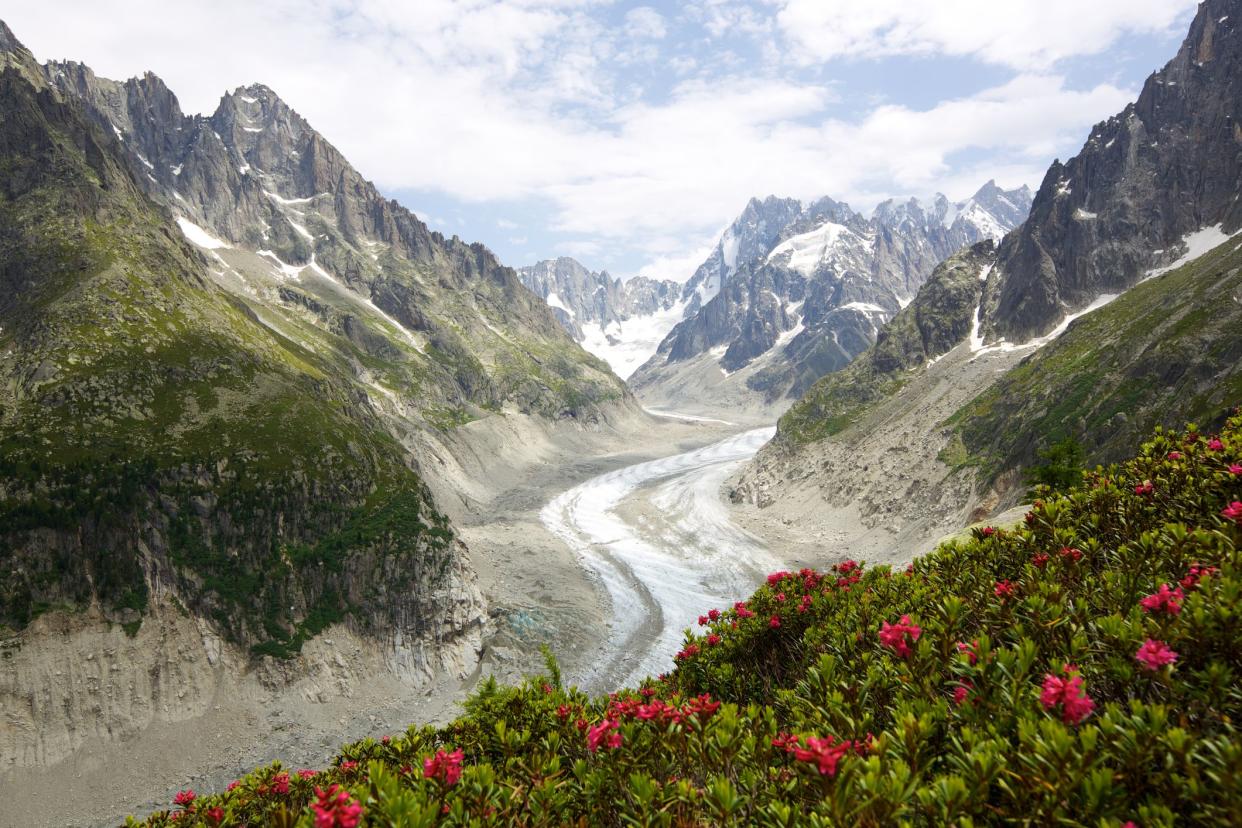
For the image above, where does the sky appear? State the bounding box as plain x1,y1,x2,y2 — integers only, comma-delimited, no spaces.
7,1,1199,282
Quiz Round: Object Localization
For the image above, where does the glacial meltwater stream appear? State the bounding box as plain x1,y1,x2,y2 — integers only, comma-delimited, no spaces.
540,426,781,691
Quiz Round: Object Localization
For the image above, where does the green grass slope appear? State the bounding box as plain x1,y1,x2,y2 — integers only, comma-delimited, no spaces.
0,69,459,653
131,412,1242,826
949,237,1242,481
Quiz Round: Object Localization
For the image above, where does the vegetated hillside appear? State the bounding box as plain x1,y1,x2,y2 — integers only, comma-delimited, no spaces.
0,62,482,657
948,233,1242,480
130,414,1242,826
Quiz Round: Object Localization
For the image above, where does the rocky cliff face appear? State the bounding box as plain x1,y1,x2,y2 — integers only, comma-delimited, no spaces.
631,182,1031,405
981,0,1242,343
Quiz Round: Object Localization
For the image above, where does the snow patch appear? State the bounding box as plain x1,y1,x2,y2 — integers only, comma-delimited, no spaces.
545,292,573,316
1145,224,1241,279
1074,208,1098,220
578,300,690,380
175,217,231,250
765,221,852,277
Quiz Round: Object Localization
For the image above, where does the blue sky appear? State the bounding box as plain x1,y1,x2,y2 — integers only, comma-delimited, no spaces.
8,1,1198,281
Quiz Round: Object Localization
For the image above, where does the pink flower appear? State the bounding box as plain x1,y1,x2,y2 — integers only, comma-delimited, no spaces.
772,732,800,751
994,580,1017,600
1229,463,1242,475
226,781,240,792
980,526,996,537
878,615,922,658
791,735,854,776
708,608,721,621
775,592,786,602
204,807,224,825
769,615,782,629
1135,481,1154,496
1167,451,1182,460
1222,501,1242,523
423,748,464,786
1040,669,1095,725
1031,552,1050,568
1139,583,1184,615
270,772,290,795
298,769,318,780
1181,564,1220,590
313,785,363,828
953,681,973,706
1208,438,1225,451
586,720,623,753
706,633,721,646
767,571,792,585
173,790,196,808
697,615,709,626
956,640,979,665
835,559,859,575
675,643,700,660
1059,546,1083,562
1135,639,1178,672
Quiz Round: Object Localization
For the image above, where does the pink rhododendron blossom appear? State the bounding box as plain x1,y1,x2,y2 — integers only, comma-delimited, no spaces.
767,571,791,585
1230,463,1242,475
1040,669,1095,725
1222,501,1242,523
1059,546,1083,562
1181,564,1220,590
878,615,921,658
994,580,1017,600
1208,438,1225,451
423,748,464,786
1135,639,1178,671
981,526,996,537
1032,552,1050,568
173,790,196,807
956,640,979,665
1135,481,1154,495
313,785,363,828
953,681,973,706
1167,451,1182,460
298,769,318,780
791,735,855,776
769,615,781,629
586,720,623,752
204,807,224,825
1139,583,1184,615
707,633,721,646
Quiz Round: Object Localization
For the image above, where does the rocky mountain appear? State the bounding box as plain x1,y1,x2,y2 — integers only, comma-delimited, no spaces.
979,4,1242,344
0,20,625,775
630,181,1032,410
737,0,1242,560
517,257,680,378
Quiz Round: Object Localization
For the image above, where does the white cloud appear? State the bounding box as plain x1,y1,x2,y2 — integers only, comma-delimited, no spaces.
624,7,666,39
776,0,1197,70
1,1,1184,278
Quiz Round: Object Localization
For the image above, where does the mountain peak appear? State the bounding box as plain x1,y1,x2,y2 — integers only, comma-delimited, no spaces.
0,19,26,54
